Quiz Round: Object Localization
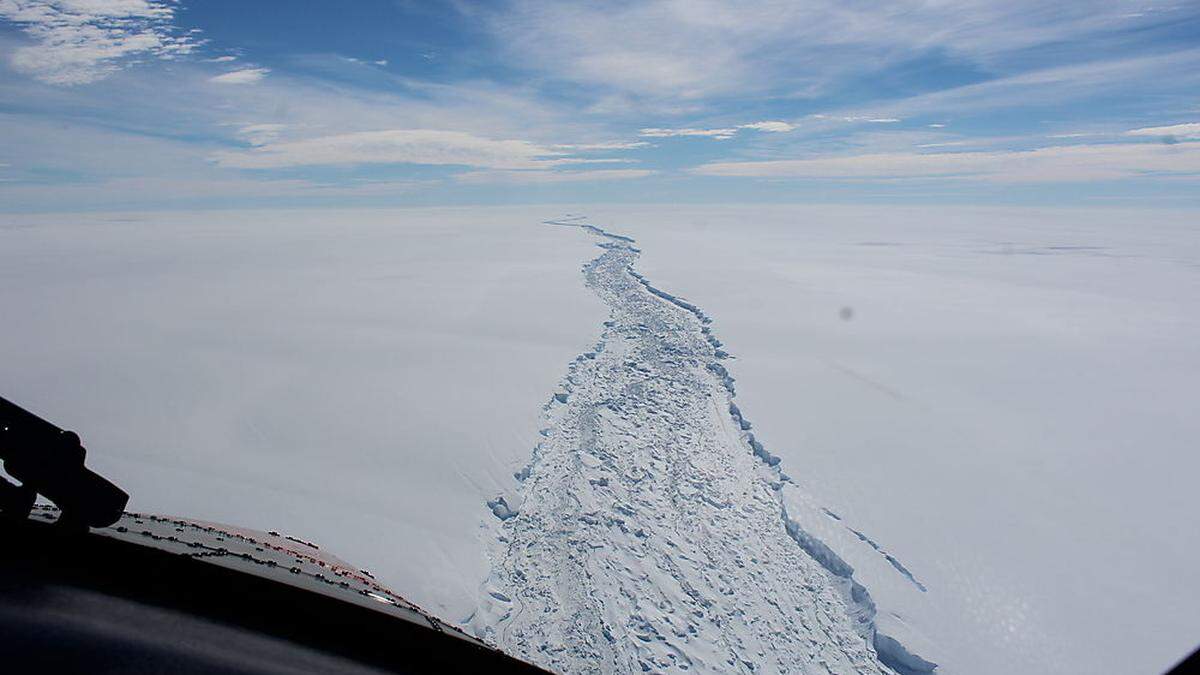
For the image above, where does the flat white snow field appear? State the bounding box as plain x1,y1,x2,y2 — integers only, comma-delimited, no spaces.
0,207,603,621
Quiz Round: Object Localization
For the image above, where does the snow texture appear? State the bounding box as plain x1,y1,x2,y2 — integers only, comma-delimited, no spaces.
584,204,1200,675
5,204,1198,675
477,217,929,673
0,207,604,622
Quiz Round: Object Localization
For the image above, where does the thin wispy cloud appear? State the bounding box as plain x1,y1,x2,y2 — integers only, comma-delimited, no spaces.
483,0,1184,106
813,115,902,124
639,121,795,140
455,168,654,184
739,121,796,133
640,127,739,139
0,0,199,85
547,158,638,166
694,143,1200,183
235,123,288,146
212,129,569,171
827,50,1200,125
210,67,270,84
553,141,652,151
1126,122,1200,140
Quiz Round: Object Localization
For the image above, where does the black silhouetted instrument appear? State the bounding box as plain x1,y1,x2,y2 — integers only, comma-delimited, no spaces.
0,395,128,530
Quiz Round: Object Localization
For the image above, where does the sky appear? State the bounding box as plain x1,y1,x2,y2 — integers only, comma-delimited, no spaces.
1,0,1199,212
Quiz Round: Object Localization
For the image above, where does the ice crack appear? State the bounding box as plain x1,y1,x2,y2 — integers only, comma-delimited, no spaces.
476,217,935,674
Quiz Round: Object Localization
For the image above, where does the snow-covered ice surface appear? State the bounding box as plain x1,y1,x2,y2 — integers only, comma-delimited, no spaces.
4,204,1199,674
0,207,604,621
559,205,1200,675
477,217,928,674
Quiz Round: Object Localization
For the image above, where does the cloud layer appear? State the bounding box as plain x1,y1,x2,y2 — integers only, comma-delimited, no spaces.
210,67,269,84
485,0,1180,103
694,143,1200,183
213,129,571,171
1127,123,1200,141
639,121,795,140
0,0,198,84
2,1,1199,209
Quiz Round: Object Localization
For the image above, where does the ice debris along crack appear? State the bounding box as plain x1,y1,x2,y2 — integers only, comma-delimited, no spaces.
475,216,936,674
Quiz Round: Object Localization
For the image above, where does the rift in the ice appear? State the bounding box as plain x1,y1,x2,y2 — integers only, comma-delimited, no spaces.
482,217,936,674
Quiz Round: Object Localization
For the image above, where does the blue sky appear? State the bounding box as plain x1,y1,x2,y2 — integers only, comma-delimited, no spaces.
1,0,1199,211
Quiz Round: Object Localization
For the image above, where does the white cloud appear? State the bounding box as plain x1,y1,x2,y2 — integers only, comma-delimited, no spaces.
455,168,654,184
210,67,269,84
693,142,1200,182
1126,122,1200,140
235,123,287,146
546,158,637,166
828,50,1200,126
0,0,199,85
928,123,947,128
812,114,902,124
639,120,795,140
554,141,651,151
341,56,389,67
738,120,795,133
483,0,1181,103
212,129,569,170
207,55,237,63
639,127,739,139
